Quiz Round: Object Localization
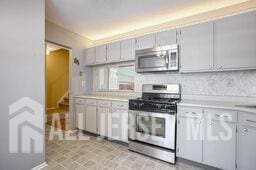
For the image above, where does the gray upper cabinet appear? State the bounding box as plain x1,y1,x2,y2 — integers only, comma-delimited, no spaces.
203,120,236,170
215,11,256,70
121,39,136,61
179,22,214,72
156,29,177,46
85,47,95,65
107,41,121,63
177,117,203,163
95,45,107,64
136,33,156,50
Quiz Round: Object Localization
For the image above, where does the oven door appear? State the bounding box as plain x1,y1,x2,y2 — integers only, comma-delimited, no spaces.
129,110,176,150
135,51,169,73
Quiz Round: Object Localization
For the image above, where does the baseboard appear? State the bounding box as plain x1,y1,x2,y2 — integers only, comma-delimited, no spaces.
31,162,48,170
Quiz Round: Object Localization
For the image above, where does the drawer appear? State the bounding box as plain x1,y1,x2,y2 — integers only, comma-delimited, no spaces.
178,106,203,119
98,100,111,107
74,98,85,104
204,108,237,122
86,99,97,106
112,101,128,110
239,112,256,128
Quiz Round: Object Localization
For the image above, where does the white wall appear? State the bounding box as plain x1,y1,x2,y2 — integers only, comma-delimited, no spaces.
0,0,45,170
45,20,93,129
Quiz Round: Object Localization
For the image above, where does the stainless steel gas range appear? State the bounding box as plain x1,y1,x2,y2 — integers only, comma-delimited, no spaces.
128,84,180,164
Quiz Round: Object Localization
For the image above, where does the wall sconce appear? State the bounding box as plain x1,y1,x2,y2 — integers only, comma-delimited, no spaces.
74,58,80,66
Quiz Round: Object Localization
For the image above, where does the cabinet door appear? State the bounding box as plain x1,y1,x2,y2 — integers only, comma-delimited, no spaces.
107,42,120,63
177,117,203,162
215,11,256,70
203,120,236,170
179,22,214,72
85,47,95,65
121,39,135,61
156,29,177,46
95,45,107,64
75,104,85,130
110,109,128,142
237,125,256,170
85,105,97,133
135,34,156,50
97,106,111,137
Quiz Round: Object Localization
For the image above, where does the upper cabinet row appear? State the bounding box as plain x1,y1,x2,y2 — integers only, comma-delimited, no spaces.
85,39,136,65
84,11,256,72
84,29,176,65
179,11,256,72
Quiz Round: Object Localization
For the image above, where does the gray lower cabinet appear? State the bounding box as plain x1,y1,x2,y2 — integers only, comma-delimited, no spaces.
179,22,214,72
177,117,203,163
237,112,256,170
203,120,236,170
85,104,98,133
110,108,128,142
75,104,86,130
97,106,111,136
237,125,256,170
177,105,238,170
214,11,256,70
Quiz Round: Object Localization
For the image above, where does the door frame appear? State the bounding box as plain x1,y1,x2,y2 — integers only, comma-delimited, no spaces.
45,40,73,130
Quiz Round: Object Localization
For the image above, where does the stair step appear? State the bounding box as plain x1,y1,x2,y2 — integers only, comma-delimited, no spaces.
59,102,69,109
60,101,69,105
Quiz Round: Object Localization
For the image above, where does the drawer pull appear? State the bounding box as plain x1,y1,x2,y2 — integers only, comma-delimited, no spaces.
246,119,256,124
243,128,248,132
186,112,196,115
215,114,228,118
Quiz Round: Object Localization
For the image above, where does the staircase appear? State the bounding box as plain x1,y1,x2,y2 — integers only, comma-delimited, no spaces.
46,92,69,130
58,93,69,110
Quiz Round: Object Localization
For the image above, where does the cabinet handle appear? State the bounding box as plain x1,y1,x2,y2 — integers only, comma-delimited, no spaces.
186,112,196,115
243,128,248,132
246,119,256,124
215,114,228,118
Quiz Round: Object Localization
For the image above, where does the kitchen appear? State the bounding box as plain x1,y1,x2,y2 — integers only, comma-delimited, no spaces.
68,5,256,170
1,1,256,170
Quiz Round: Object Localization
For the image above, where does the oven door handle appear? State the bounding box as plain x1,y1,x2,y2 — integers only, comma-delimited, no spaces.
165,53,169,68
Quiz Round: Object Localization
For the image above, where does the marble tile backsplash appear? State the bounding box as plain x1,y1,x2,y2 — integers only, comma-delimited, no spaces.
134,70,256,97
91,64,256,100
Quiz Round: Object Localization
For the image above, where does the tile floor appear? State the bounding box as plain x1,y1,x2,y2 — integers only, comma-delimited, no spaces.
44,126,211,170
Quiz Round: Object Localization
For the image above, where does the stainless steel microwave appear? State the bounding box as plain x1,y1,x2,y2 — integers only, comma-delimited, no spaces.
135,44,179,73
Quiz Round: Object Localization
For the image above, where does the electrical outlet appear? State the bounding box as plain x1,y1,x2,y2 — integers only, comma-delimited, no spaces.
82,80,86,87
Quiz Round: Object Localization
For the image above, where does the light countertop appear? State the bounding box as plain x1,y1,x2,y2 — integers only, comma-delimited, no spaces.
74,95,135,102
178,99,256,114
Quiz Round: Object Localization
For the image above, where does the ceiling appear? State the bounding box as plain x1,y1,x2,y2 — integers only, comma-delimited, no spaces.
46,0,252,41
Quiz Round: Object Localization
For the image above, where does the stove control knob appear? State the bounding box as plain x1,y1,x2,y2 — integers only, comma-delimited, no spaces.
156,104,161,109
139,103,144,107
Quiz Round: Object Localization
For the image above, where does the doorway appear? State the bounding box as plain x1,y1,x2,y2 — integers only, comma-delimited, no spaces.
45,42,71,131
